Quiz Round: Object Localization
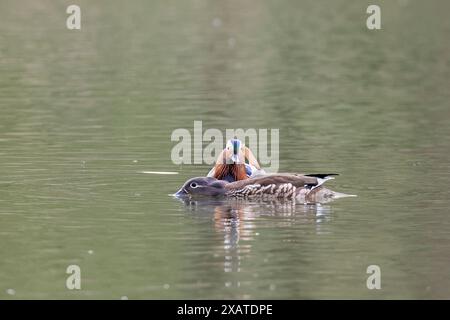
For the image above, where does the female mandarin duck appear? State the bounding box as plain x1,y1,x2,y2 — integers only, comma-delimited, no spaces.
175,173,356,204
207,138,265,182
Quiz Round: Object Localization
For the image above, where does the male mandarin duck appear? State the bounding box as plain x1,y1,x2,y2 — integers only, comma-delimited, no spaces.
207,138,265,182
174,173,355,204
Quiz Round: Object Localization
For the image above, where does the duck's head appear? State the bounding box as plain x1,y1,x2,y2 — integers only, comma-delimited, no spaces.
222,138,245,164
216,138,260,170
174,177,228,198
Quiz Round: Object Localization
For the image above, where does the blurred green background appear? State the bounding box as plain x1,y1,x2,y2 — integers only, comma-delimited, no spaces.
0,0,450,299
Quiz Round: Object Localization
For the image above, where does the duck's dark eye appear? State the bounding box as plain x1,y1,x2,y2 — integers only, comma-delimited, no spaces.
190,182,198,188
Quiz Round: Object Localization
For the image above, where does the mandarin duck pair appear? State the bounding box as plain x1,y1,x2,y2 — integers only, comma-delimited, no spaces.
175,139,355,204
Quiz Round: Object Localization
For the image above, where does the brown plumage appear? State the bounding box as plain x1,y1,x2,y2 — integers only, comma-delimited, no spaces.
224,173,321,191
212,164,248,181
223,174,320,199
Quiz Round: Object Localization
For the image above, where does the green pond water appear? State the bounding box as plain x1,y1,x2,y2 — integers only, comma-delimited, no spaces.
1,0,450,299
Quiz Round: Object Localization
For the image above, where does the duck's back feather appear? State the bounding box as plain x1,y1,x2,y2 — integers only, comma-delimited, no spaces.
224,173,335,191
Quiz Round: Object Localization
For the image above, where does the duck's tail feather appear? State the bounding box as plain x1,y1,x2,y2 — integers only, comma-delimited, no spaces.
304,173,338,191
304,173,339,179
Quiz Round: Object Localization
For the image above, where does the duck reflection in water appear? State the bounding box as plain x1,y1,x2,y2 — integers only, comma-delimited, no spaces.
175,197,335,275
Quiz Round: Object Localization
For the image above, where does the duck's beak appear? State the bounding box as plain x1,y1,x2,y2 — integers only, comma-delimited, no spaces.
174,188,188,198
